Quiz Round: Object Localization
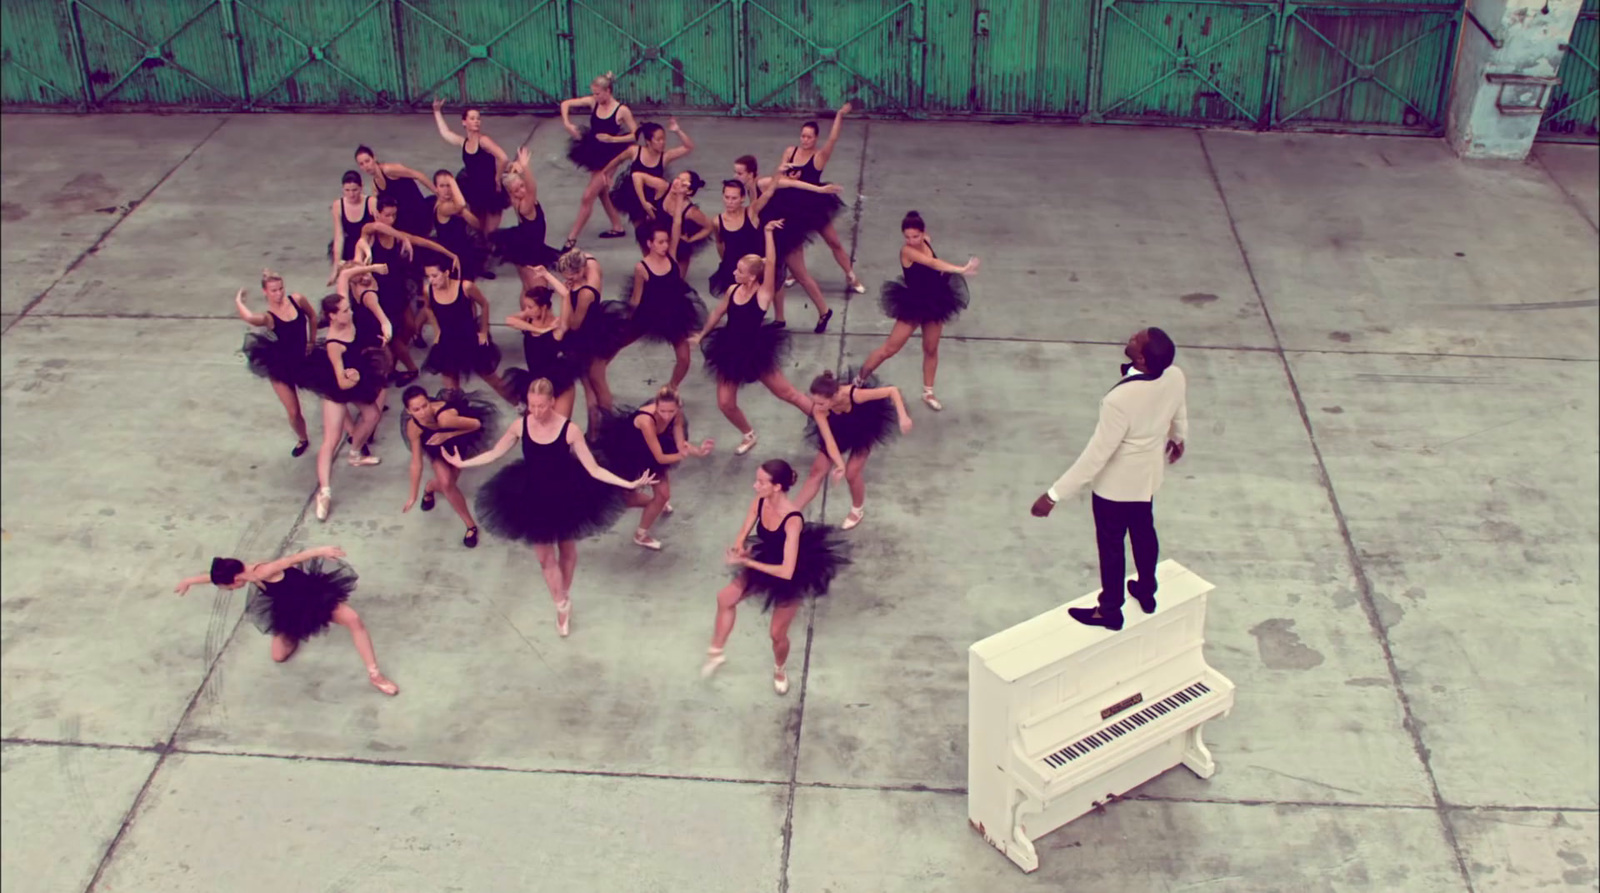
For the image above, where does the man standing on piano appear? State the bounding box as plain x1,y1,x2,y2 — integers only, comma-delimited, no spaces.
1031,327,1187,631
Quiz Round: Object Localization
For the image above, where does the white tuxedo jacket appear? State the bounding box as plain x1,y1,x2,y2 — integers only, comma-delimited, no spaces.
1048,366,1188,504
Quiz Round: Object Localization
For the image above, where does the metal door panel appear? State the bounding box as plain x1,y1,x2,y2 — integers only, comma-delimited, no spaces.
744,0,919,112
72,0,242,106
234,0,401,107
1540,0,1598,142
1274,3,1459,132
924,0,1094,115
398,0,567,106
3,1,85,107
1091,0,1276,126
569,0,737,111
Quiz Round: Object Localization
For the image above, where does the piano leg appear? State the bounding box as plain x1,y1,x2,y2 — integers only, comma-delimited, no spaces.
1181,722,1217,779
1009,792,1042,873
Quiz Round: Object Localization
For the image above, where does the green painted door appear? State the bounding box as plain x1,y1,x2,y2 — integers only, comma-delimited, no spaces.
70,0,244,106
923,0,1094,116
1540,0,1599,141
743,0,922,112
396,0,569,106
2,1,86,106
233,0,402,107
569,0,739,110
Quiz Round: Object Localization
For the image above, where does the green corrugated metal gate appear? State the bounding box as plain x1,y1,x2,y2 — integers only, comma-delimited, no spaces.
0,0,1588,140
1540,0,1599,140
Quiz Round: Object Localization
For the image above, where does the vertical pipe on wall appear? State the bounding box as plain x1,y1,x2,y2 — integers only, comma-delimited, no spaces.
67,0,94,109
558,0,576,101
913,0,928,117
219,0,250,108
733,0,749,114
1259,0,1291,129
390,0,411,105
1085,0,1108,121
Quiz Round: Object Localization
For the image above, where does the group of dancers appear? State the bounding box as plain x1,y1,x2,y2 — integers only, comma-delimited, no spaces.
190,74,981,699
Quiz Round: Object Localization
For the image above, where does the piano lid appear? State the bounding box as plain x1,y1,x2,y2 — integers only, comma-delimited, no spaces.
969,560,1214,683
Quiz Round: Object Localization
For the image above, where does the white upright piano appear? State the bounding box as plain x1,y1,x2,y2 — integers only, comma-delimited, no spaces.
967,560,1234,872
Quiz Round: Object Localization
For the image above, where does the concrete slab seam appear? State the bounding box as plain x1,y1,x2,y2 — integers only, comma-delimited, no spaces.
1,116,233,338
79,491,317,893
1195,129,1480,893
1529,149,1600,233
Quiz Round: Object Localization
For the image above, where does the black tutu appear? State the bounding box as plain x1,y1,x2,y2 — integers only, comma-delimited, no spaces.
700,320,791,385
401,389,500,460
591,404,688,479
241,331,310,386
880,273,970,326
765,188,845,250
504,358,577,399
422,332,502,380
803,368,900,454
306,341,385,405
609,174,657,226
708,264,739,298
244,558,356,645
567,130,624,172
739,522,851,611
475,448,628,546
490,221,561,269
456,166,511,217
622,279,706,345
567,299,632,363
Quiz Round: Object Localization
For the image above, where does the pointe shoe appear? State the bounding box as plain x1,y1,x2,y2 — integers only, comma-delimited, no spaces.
634,530,663,551
368,668,399,696
736,431,759,456
847,278,866,295
922,389,943,412
315,487,331,521
774,665,790,695
662,502,674,515
841,506,865,531
701,647,726,678
784,276,796,288
348,450,381,467
556,600,572,638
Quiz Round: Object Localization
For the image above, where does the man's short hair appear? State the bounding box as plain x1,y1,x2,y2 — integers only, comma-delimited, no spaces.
1144,327,1176,374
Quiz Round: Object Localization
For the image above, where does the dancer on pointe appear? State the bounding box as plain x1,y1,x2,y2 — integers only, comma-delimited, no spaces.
560,71,637,246
305,291,388,521
792,369,912,531
400,385,498,548
354,144,435,237
492,147,562,290
690,218,812,455
700,459,850,695
236,271,317,456
327,170,374,284
444,377,655,637
174,546,398,696
415,258,512,401
555,248,630,431
433,99,511,236
853,210,981,411
505,271,581,419
600,119,694,232
592,386,714,551
616,210,706,391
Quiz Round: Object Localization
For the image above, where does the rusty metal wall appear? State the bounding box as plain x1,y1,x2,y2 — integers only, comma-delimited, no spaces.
1539,0,1599,141
0,0,1493,139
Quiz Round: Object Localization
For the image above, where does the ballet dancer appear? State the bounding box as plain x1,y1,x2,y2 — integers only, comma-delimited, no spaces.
428,169,490,282
690,219,812,455
356,199,460,384
555,248,630,431
492,146,562,290
560,71,637,245
592,386,714,551
600,118,694,233
629,169,715,277
415,259,511,401
700,459,850,695
354,144,435,237
174,546,398,695
433,99,511,236
333,260,397,455
327,170,374,284
617,210,706,391
236,271,316,455
854,210,981,411
306,291,388,521
400,385,498,548
792,369,912,531
444,377,655,637
504,272,581,418
731,153,847,330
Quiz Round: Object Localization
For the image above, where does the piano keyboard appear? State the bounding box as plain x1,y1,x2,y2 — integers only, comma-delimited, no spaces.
1040,681,1214,770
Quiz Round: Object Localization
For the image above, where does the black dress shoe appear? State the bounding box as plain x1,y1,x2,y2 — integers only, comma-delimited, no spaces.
1069,607,1124,631
1129,579,1158,614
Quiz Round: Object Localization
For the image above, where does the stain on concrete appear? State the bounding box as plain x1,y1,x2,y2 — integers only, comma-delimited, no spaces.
1068,272,1079,282
1558,849,1588,866
1565,867,1599,885
0,201,27,221
1321,405,1344,414
1372,592,1405,627
1345,677,1390,687
1328,331,1353,342
1481,520,1525,543
1180,292,1219,306
1248,618,1325,670
1401,586,1426,601
55,172,118,214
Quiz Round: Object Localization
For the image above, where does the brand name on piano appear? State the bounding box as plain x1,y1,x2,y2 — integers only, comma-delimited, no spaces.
1100,692,1143,720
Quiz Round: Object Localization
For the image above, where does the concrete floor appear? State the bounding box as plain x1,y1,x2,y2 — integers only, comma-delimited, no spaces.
0,112,1595,893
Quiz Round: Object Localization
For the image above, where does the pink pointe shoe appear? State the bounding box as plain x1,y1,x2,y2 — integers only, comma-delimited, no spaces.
774,665,790,695
701,647,726,678
368,668,399,696
556,600,572,637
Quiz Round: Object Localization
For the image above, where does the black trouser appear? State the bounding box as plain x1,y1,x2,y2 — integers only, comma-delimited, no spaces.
1092,493,1159,615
